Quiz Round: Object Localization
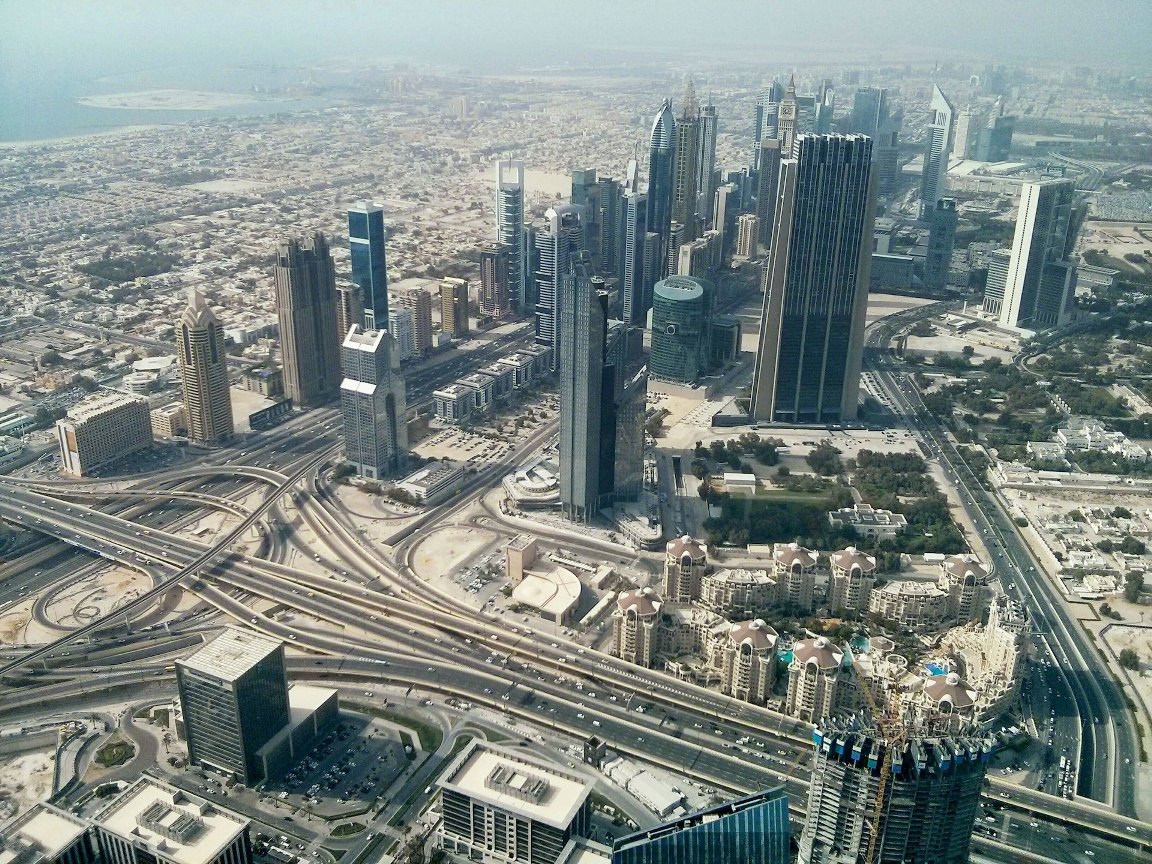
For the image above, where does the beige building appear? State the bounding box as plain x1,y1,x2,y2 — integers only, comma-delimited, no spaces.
699,568,777,619
828,546,877,614
336,282,363,343
505,534,537,584
56,392,151,477
941,594,1029,720
178,290,233,445
938,554,990,622
786,636,846,723
612,588,661,667
773,542,818,611
150,402,188,439
662,535,708,603
909,671,980,725
0,802,93,864
273,234,341,407
440,277,470,339
718,619,778,705
736,213,759,257
868,581,950,629
398,288,433,357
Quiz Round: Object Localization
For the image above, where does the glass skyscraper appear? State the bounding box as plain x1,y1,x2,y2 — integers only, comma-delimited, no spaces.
751,135,877,424
649,275,710,384
919,85,955,221
496,159,527,313
348,202,388,330
646,99,676,286
611,788,791,864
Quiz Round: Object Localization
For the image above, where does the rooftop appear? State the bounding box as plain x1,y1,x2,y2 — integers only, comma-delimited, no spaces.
64,391,146,423
178,627,283,682
0,803,89,864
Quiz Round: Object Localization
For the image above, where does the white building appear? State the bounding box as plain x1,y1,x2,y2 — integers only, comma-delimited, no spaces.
396,460,463,504
828,503,907,540
56,392,152,476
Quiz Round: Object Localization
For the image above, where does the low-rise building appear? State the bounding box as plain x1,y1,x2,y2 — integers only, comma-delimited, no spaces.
828,503,908,540
434,383,473,425
151,402,188,439
0,802,94,864
57,392,152,476
868,580,950,629
396,460,463,504
455,373,496,414
476,362,514,401
240,367,283,398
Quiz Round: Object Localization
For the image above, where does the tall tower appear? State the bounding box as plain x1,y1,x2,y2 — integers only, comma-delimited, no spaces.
479,243,511,319
646,99,677,286
754,80,784,156
696,99,719,229
799,720,992,864
849,87,886,136
619,190,649,326
347,202,388,330
570,169,602,265
671,80,701,242
336,283,363,344
177,290,232,445
751,135,877,424
597,175,622,277
755,138,782,251
496,159,527,313
440,277,470,339
398,288,433,357
273,233,341,407
924,198,958,291
919,84,955,220
558,252,605,523
533,204,585,365
339,325,407,479
989,179,1080,330
777,75,800,155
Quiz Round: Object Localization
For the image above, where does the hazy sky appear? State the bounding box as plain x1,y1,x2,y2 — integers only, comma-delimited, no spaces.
2,0,1150,84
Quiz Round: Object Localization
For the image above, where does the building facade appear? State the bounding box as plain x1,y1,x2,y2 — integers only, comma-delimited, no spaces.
923,198,958,292
646,100,677,285
772,542,818,611
441,277,470,339
662,535,708,602
496,160,527,313
348,202,388,330
177,290,233,445
699,568,777,620
339,325,407,479
718,619,778,705
785,637,846,723
398,288,433,357
479,243,511,319
828,546,877,614
612,588,662,668
56,393,151,476
534,205,585,367
649,276,710,384
868,581,950,629
918,85,955,221
273,233,341,407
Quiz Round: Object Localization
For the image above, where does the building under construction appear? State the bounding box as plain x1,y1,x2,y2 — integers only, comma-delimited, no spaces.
798,719,994,864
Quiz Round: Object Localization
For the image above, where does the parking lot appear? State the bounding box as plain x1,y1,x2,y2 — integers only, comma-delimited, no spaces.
413,428,516,467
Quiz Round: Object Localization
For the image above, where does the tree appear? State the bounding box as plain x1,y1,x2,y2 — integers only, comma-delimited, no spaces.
777,465,790,478
1119,648,1140,671
1119,536,1146,556
961,345,975,357
806,441,843,476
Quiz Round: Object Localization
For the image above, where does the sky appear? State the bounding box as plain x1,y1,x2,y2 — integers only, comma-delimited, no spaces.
1,0,1150,86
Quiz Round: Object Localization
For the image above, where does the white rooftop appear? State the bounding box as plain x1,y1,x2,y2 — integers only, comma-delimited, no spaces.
178,627,282,682
0,803,89,864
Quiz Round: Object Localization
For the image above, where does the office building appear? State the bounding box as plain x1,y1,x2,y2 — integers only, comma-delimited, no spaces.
974,98,1015,162
479,243,511,319
571,169,602,264
712,182,737,259
849,87,886,136
440,277,470,339
984,179,1080,330
662,534,708,602
952,105,980,160
849,87,902,197
150,402,187,440
175,628,290,785
619,191,649,326
754,137,782,251
56,392,151,477
798,721,992,864
736,213,758,258
0,802,95,864
754,80,784,154
696,100,718,228
924,198,958,291
598,175,622,276
438,740,592,864
348,202,388,330
649,276,710,385
335,283,363,344
646,99,677,285
398,287,433,357
671,81,701,244
273,233,341,407
785,637,846,722
610,787,790,864
93,778,251,864
340,325,407,479
534,204,585,366
919,85,955,220
177,290,233,445
387,307,416,361
828,546,877,613
750,135,877,424
496,159,527,312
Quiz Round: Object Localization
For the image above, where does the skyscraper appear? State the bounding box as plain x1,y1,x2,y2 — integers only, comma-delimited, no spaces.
671,81,701,243
924,198,958,291
348,202,388,330
479,243,511,319
619,190,649,326
598,175,622,277
177,290,233,445
851,87,903,197
984,179,1081,330
649,276,711,384
777,76,800,155
175,628,290,785
712,182,738,260
571,168,602,265
533,204,585,364
754,80,785,156
612,788,790,864
336,283,363,344
919,85,955,220
973,97,1015,162
755,138,782,251
273,233,341,407
799,720,993,864
398,287,433,357
814,79,835,134
340,325,407,479
849,87,887,136
751,135,877,423
736,213,759,258
440,277,469,339
558,253,605,523
696,100,719,228
646,99,677,286
496,159,527,313
952,105,980,160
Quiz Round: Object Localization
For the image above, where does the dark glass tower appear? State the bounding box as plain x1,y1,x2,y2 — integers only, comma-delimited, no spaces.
273,233,341,407
348,202,388,330
619,190,649,326
924,198,958,291
646,99,677,287
533,204,585,367
649,276,710,384
751,135,877,424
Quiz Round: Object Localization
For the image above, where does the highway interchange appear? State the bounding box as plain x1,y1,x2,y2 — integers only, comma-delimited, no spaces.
0,306,1149,862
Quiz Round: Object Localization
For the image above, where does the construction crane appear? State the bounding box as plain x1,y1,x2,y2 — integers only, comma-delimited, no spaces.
853,657,907,864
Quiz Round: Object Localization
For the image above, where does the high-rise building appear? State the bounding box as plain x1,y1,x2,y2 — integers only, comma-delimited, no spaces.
273,233,341,407
751,135,877,423
798,720,993,864
336,283,363,344
754,80,784,151
785,637,846,722
571,168,602,265
777,76,800,155
919,85,955,220
177,290,233,445
533,204,585,365
619,191,649,326
56,393,151,477
973,97,1015,162
496,159,527,313
924,198,958,291
479,243,511,319
754,138,782,251
610,788,790,864
662,535,708,602
440,277,470,339
649,276,711,385
671,81,701,244
340,325,407,479
347,202,388,330
696,100,718,228
814,79,835,134
387,307,416,361
849,86,902,197
952,105,981,160
398,287,433,357
646,99,677,286
598,175,622,277
736,213,759,257
828,546,877,613
175,628,290,785
712,183,737,260
984,179,1080,330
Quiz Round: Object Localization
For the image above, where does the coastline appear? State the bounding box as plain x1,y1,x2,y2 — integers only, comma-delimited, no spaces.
77,88,287,111
0,124,167,150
